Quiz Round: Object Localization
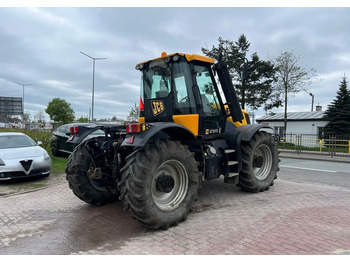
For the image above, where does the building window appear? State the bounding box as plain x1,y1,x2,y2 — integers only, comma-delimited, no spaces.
274,126,284,137
318,127,324,139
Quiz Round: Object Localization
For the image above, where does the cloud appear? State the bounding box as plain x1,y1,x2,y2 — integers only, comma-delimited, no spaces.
0,7,349,123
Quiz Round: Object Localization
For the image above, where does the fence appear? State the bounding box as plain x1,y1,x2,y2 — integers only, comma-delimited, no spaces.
279,134,350,158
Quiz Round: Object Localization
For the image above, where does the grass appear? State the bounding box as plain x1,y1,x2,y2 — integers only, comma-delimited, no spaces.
51,156,68,173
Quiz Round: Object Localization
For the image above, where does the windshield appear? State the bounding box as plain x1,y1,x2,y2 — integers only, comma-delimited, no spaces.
141,61,197,114
143,65,171,99
0,135,37,149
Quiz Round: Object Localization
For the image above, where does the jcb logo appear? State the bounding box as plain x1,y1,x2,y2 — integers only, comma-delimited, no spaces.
151,100,165,116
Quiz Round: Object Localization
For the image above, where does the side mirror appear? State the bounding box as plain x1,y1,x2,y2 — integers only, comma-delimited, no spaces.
37,141,43,146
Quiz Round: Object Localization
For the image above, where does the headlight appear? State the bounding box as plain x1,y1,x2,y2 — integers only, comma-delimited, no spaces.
0,158,5,166
43,152,50,160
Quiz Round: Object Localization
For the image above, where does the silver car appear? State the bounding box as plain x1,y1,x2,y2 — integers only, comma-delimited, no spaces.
0,132,52,180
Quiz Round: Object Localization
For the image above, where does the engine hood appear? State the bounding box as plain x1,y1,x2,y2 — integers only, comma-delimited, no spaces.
0,146,45,160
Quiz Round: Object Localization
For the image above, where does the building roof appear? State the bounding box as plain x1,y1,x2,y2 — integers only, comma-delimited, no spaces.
256,111,326,122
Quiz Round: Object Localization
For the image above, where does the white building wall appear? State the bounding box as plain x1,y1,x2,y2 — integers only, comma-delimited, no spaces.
260,120,328,135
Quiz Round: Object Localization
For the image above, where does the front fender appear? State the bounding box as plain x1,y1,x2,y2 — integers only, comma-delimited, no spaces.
121,122,197,147
236,124,273,142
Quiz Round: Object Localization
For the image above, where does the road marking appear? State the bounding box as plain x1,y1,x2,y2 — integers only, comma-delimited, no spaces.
280,165,337,173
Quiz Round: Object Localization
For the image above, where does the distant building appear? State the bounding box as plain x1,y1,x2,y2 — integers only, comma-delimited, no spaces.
256,106,327,138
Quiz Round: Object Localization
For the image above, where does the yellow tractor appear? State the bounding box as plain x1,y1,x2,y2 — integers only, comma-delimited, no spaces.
65,52,279,229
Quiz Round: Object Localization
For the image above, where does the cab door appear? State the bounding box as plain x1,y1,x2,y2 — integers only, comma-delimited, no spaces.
192,64,226,137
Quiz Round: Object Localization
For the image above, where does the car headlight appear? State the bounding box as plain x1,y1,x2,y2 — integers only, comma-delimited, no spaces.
0,158,5,166
43,152,50,160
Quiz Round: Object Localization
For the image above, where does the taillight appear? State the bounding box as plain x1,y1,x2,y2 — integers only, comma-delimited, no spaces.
126,123,141,134
69,126,79,134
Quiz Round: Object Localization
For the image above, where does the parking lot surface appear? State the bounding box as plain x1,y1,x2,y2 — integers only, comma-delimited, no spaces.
1,174,350,255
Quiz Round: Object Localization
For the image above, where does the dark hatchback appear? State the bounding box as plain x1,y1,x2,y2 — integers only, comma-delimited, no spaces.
51,123,104,156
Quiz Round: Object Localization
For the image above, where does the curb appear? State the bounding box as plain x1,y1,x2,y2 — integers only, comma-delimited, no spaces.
280,152,350,164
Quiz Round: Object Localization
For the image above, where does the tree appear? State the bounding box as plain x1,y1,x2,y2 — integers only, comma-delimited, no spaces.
21,111,31,123
273,51,318,137
45,98,75,124
323,75,350,137
77,116,89,123
202,35,277,110
34,111,46,128
126,103,139,123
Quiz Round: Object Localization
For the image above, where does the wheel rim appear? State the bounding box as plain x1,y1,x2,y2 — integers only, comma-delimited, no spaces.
152,160,188,211
253,144,273,180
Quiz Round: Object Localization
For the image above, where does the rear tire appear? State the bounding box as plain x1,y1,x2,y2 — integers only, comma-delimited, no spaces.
239,131,279,192
65,139,119,206
120,140,200,229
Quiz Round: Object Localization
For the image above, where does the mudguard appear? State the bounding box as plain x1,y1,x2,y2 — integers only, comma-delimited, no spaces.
121,122,197,148
235,124,273,142
66,125,125,146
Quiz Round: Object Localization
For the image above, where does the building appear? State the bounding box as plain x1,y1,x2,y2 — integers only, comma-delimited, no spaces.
256,106,327,138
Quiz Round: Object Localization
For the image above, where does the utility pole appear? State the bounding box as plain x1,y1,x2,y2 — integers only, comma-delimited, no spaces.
80,51,107,122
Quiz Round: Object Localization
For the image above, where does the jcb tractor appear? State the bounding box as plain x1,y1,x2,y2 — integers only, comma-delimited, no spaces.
65,52,279,229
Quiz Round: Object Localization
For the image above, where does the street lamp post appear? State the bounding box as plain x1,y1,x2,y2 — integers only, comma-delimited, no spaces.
14,81,32,114
80,51,107,122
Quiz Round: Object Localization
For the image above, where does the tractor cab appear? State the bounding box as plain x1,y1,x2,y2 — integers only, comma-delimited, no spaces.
136,52,244,137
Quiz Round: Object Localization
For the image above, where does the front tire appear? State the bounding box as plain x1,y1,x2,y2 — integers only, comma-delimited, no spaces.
239,131,279,192
120,140,200,229
65,139,119,206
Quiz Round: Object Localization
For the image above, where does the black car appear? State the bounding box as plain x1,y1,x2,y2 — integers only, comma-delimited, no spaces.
51,123,104,156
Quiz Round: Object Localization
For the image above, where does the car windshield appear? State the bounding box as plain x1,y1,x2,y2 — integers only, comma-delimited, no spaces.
92,130,105,135
0,135,37,149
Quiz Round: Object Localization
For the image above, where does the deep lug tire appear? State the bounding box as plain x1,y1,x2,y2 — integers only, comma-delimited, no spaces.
65,139,119,206
239,131,279,192
120,140,200,229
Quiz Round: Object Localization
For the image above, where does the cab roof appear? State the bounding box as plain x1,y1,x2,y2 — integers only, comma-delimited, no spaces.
136,52,215,67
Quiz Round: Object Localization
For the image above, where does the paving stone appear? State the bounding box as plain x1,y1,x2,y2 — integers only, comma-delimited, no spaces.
1,178,350,254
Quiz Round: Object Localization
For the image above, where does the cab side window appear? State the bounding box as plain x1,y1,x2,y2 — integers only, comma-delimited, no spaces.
173,62,196,114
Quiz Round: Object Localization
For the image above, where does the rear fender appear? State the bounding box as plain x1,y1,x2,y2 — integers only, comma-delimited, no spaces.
67,126,106,145
121,122,197,148
67,125,126,145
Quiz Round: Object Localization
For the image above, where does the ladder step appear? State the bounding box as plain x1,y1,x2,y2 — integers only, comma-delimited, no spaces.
228,172,239,178
225,149,235,154
228,160,238,166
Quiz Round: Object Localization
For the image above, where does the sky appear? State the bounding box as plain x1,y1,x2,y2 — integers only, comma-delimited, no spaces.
0,1,350,123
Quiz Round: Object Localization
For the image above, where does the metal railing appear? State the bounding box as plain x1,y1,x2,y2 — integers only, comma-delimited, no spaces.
279,134,350,158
